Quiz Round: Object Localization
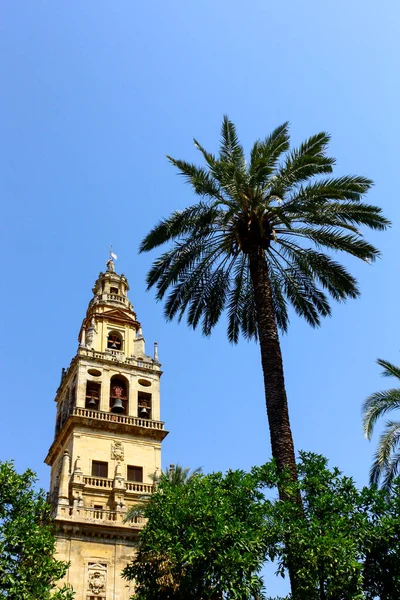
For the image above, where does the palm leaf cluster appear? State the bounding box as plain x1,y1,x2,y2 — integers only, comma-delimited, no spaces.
141,117,388,342
363,359,400,489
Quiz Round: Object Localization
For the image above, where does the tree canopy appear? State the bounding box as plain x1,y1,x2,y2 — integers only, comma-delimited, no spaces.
123,454,400,600
0,461,74,600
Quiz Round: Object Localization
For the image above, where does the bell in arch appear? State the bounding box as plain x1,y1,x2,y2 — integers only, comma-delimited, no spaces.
111,397,124,413
139,406,149,418
87,396,97,407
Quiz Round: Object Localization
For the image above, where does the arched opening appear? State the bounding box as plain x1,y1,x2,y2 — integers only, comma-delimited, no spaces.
107,331,123,351
85,381,101,410
109,375,128,414
138,391,152,419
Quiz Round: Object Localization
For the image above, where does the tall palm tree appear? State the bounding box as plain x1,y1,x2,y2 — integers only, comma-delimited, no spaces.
140,117,388,494
363,359,400,489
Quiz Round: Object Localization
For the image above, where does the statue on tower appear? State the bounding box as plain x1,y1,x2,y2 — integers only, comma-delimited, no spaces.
106,247,118,272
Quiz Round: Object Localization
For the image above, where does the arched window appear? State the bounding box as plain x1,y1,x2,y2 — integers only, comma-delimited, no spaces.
109,375,128,414
85,381,101,410
138,391,152,419
107,331,123,351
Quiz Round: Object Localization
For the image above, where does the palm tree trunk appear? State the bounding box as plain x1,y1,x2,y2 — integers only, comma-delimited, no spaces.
249,248,298,489
250,248,307,599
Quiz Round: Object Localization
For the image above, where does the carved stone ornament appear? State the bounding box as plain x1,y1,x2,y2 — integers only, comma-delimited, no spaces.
88,571,106,595
87,563,107,595
111,441,124,461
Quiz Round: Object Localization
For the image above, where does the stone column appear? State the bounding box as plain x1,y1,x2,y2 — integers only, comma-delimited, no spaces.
100,369,110,412
58,450,70,506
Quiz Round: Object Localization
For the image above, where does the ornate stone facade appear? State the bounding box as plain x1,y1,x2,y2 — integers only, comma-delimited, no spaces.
45,259,168,599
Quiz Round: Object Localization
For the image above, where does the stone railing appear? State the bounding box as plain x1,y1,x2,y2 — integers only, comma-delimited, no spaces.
83,476,113,489
83,476,153,495
77,347,157,370
106,293,128,305
125,482,153,494
72,407,165,431
56,505,145,528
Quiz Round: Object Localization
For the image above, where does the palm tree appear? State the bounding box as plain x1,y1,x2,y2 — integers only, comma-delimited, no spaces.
140,117,388,494
363,359,400,489
151,464,202,487
125,464,201,522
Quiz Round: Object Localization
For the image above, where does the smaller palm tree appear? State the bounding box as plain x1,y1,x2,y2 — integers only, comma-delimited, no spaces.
362,358,400,489
124,464,202,522
151,464,202,487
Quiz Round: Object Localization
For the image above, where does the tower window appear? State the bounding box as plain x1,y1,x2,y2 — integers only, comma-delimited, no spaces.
138,392,152,419
86,382,101,410
127,466,143,482
92,461,108,478
110,286,119,294
107,332,122,350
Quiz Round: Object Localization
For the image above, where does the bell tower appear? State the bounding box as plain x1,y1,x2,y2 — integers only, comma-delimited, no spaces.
45,256,168,600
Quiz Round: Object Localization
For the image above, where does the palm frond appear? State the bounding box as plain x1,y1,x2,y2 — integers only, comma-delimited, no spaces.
381,451,400,490
269,249,331,327
272,132,335,193
219,115,246,168
377,358,400,380
140,203,221,253
249,122,290,186
166,157,223,200
362,389,400,439
187,266,232,336
278,246,359,301
278,227,380,262
147,235,220,298
370,420,400,487
226,254,259,342
268,262,289,333
161,241,228,318
287,176,373,205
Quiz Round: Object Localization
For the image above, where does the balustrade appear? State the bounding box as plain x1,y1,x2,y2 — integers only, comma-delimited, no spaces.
83,476,113,489
125,482,153,494
106,293,127,304
72,406,164,430
78,347,155,370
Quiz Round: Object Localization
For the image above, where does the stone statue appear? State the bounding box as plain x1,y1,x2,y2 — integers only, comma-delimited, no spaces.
106,257,115,272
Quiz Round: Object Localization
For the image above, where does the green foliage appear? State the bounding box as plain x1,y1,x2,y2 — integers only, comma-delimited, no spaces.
123,454,400,600
140,116,389,342
0,461,74,600
362,358,400,488
123,468,270,599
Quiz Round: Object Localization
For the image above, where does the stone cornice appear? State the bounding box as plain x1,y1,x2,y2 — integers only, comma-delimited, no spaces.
45,408,168,465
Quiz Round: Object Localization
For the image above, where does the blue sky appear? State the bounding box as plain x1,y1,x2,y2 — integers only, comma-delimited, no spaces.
1,1,399,596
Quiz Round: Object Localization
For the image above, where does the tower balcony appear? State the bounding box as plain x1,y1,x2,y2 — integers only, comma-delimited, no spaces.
45,407,168,467
83,476,153,496
72,406,166,434
55,504,145,530
77,346,160,371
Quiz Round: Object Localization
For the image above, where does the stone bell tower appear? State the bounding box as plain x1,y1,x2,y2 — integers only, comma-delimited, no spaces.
45,256,168,600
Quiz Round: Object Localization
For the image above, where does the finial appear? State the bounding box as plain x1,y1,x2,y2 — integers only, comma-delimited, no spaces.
106,246,118,273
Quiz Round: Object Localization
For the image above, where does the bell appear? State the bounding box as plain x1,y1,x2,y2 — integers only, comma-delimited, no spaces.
111,397,124,413
139,406,149,418
87,396,97,407
111,341,118,349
